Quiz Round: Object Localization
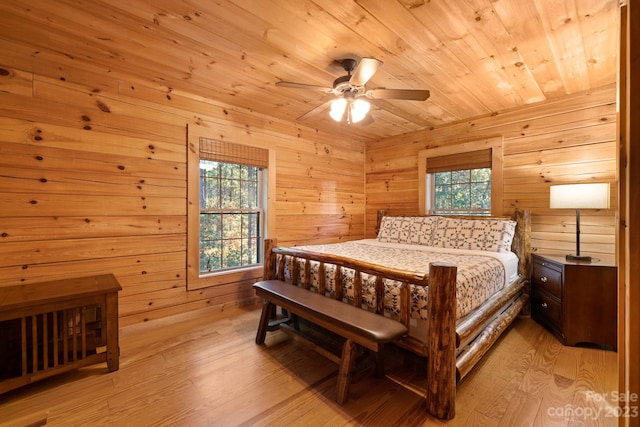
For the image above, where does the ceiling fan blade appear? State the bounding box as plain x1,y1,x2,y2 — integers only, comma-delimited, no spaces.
296,100,333,121
357,114,375,126
349,57,383,87
276,81,333,93
366,88,430,101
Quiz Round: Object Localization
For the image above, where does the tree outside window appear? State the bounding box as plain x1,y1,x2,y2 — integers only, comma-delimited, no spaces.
199,160,263,273
431,167,491,215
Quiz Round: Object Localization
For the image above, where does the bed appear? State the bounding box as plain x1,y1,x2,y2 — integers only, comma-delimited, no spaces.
262,209,531,419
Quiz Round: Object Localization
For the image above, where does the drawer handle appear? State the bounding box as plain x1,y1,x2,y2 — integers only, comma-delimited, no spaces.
540,276,548,283
541,302,548,309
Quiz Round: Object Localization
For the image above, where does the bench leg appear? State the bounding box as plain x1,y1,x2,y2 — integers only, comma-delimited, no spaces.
256,300,275,345
374,345,385,378
336,339,356,405
291,313,300,330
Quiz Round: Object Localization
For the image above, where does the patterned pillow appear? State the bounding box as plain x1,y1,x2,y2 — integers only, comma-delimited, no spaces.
408,216,439,246
434,218,517,252
378,216,440,245
394,217,414,243
377,216,413,243
377,216,394,241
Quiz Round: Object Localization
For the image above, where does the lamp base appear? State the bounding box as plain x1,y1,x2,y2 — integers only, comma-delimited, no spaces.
566,254,592,263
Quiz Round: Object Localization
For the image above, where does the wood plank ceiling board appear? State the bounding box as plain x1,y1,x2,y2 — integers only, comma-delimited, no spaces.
0,0,620,142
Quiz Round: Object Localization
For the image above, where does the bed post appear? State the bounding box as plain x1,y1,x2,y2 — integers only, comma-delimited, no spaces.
512,208,531,278
376,209,387,235
426,262,457,420
511,209,531,315
263,239,277,280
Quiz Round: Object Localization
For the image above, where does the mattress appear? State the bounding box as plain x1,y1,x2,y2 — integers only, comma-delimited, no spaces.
281,239,519,321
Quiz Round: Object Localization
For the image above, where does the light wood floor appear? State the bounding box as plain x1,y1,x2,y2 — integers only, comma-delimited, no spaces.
0,305,618,426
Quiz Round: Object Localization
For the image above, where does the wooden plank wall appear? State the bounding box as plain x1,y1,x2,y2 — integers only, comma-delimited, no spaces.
0,64,365,326
366,84,617,259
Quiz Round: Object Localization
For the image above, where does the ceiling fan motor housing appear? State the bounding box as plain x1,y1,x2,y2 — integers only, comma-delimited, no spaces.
339,58,357,73
333,75,356,94
333,58,363,94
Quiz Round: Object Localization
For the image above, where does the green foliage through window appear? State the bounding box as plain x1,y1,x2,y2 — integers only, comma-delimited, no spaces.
431,168,491,215
199,160,263,273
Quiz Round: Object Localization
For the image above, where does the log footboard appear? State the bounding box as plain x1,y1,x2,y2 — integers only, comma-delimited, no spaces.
262,239,462,419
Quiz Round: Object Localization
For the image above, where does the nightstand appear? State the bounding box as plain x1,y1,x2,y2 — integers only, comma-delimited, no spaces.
530,253,617,350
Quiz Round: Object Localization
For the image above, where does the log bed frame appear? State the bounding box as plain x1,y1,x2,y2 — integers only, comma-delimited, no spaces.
261,209,531,419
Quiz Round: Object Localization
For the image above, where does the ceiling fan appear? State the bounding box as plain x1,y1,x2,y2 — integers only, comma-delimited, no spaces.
276,57,430,125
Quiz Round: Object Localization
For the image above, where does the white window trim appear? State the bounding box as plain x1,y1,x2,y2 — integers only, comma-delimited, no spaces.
418,137,504,216
187,126,276,290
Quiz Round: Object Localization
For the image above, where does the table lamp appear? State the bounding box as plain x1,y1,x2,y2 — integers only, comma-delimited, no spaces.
549,183,610,262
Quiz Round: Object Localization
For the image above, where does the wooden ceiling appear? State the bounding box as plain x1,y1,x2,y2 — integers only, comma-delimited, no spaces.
0,0,621,142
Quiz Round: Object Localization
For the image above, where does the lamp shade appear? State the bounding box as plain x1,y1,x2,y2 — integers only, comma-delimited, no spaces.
329,98,370,124
350,99,370,123
549,183,610,209
329,98,347,122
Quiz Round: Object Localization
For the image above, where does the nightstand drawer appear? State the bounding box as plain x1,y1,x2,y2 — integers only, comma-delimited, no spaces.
531,289,562,330
532,260,562,299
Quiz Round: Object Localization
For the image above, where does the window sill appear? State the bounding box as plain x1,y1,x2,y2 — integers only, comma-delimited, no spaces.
187,265,263,291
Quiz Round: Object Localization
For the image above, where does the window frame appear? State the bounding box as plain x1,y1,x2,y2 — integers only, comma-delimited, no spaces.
418,137,504,216
199,161,265,273
187,127,276,291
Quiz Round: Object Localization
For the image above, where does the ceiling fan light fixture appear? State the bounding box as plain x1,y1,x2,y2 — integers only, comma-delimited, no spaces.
329,98,370,124
350,99,370,123
330,98,347,121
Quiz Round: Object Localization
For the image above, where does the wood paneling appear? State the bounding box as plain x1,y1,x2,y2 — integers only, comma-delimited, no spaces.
0,63,365,324
0,0,620,140
366,85,617,258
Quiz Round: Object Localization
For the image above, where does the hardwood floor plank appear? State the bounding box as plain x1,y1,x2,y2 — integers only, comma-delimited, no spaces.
498,389,541,427
520,328,565,398
0,306,617,426
554,348,580,385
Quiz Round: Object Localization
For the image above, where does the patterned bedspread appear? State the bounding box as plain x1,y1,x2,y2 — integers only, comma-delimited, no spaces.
281,239,519,321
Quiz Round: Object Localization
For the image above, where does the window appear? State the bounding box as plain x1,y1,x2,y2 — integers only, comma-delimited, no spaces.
418,137,503,216
187,131,274,290
199,161,263,272
429,167,491,215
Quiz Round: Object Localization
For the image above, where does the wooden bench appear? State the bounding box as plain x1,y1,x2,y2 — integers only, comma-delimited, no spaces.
253,279,408,404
